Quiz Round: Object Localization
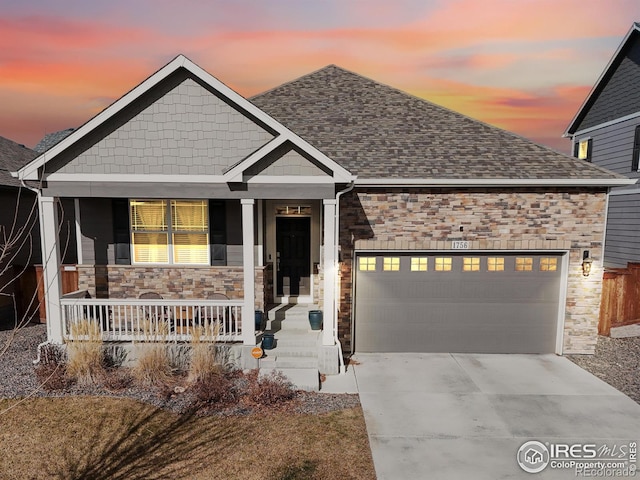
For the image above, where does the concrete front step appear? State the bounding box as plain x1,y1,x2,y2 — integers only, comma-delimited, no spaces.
264,305,321,331
260,356,318,369
265,316,318,331
262,346,318,357
265,330,320,347
258,305,324,386
259,367,319,392
265,304,319,319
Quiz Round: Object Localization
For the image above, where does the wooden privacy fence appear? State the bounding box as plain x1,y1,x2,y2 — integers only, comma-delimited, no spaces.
599,263,640,335
35,265,79,323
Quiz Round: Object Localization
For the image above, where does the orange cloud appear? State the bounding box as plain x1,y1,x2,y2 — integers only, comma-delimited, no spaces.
408,77,591,151
0,1,635,150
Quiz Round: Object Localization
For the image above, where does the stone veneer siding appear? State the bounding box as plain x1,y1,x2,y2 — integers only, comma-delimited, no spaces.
338,188,608,355
77,265,267,311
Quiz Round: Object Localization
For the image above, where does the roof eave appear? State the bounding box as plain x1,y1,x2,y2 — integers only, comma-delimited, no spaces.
354,178,637,188
564,22,640,136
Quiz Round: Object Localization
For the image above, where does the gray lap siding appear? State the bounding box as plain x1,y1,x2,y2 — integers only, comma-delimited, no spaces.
575,116,640,179
604,192,640,268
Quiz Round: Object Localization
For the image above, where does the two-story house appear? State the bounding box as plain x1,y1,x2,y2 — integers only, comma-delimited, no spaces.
565,22,640,268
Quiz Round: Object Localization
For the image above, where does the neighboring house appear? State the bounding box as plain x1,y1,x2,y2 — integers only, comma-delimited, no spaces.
13,55,633,374
0,136,39,324
0,135,78,326
33,128,75,154
565,22,640,268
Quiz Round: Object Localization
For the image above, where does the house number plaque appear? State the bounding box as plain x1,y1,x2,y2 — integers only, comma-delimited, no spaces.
451,241,470,249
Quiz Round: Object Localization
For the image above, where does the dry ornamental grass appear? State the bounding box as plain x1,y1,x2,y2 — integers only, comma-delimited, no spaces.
132,320,172,386
65,319,104,386
187,322,220,384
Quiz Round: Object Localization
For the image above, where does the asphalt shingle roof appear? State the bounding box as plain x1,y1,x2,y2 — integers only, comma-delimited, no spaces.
251,65,624,180
33,128,75,153
0,136,37,188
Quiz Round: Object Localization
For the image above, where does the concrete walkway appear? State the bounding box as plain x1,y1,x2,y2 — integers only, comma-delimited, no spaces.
350,353,640,480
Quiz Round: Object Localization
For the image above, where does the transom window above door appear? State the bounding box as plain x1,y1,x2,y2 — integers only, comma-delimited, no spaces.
275,205,312,216
130,199,209,265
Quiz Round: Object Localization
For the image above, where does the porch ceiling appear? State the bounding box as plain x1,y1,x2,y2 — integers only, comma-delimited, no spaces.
41,180,338,200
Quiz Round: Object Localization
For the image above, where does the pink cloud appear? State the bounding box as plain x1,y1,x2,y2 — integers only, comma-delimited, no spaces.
0,1,636,151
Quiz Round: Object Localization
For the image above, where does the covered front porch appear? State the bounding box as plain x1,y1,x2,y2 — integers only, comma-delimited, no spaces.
40,195,343,373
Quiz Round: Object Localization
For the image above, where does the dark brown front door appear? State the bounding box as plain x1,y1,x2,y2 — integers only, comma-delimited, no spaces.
276,217,311,296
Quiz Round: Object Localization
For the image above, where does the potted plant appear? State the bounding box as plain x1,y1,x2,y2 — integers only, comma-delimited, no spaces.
308,310,323,330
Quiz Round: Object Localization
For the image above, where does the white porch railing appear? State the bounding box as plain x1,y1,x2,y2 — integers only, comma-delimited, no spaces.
60,293,244,342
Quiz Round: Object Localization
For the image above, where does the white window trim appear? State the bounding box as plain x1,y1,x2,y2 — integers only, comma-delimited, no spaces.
130,199,210,266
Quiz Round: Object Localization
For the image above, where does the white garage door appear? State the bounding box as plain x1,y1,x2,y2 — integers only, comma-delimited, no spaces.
354,253,563,353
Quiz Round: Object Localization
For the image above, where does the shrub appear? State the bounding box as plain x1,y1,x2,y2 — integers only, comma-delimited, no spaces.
65,319,104,386
34,344,70,392
100,368,133,391
247,369,296,407
103,345,128,368
193,371,238,408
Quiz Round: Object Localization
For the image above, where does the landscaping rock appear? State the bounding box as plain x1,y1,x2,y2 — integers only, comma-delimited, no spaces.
610,323,640,339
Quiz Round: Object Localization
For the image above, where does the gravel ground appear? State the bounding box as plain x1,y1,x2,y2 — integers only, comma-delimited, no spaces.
566,335,640,404
4,324,638,411
0,323,360,415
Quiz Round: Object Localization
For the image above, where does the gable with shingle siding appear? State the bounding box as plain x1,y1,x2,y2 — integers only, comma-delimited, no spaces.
252,65,622,181
53,75,275,177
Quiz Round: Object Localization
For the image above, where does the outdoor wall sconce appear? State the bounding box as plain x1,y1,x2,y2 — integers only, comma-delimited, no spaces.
582,250,593,277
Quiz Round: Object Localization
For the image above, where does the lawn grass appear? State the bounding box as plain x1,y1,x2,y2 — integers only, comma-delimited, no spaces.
0,396,375,480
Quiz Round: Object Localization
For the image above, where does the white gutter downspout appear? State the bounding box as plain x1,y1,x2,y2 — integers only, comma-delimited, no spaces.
333,181,355,374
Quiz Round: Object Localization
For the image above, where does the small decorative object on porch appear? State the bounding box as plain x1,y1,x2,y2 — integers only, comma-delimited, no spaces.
254,310,264,331
308,310,323,330
251,346,264,359
262,332,275,350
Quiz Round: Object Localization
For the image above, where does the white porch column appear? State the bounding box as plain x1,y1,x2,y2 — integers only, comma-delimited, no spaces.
74,198,83,264
322,199,337,346
241,199,256,346
39,196,63,343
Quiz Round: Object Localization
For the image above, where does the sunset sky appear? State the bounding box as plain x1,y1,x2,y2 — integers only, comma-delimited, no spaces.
1,0,638,153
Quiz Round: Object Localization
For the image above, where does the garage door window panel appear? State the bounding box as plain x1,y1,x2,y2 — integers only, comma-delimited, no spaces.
487,257,505,271
515,257,533,271
383,257,400,271
540,257,558,271
359,257,377,271
435,257,452,271
463,257,480,272
411,257,428,271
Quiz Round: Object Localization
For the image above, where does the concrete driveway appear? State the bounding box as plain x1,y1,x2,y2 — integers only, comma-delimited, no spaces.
352,353,640,479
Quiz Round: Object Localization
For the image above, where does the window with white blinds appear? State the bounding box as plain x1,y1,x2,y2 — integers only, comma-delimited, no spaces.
130,199,209,265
